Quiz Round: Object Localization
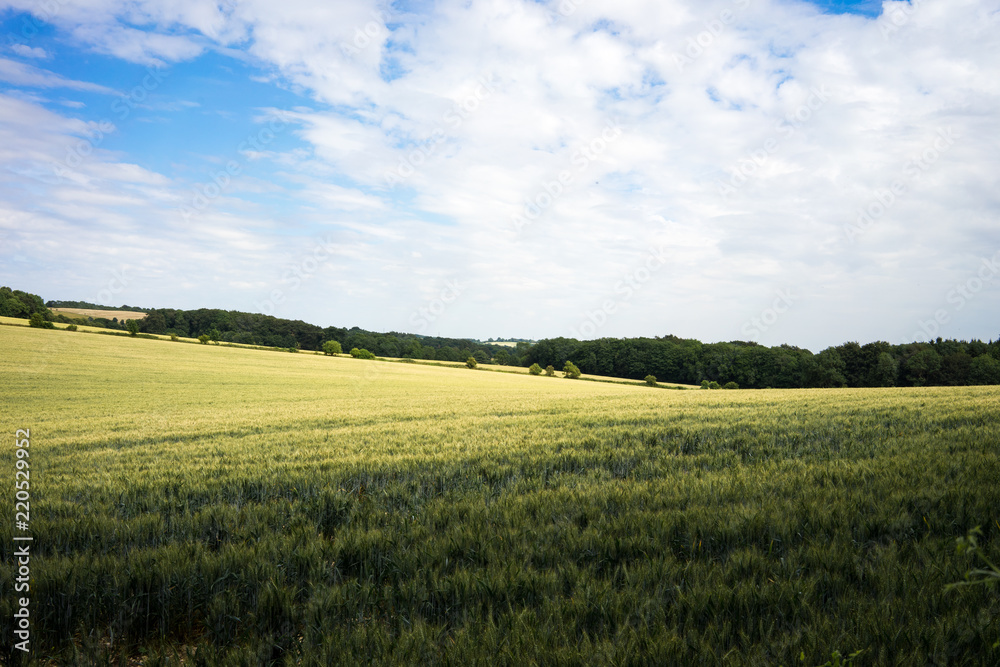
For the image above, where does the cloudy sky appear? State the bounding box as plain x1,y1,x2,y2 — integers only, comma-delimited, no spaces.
0,0,997,351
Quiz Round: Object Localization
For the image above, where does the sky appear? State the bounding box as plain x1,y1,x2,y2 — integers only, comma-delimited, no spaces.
0,0,997,351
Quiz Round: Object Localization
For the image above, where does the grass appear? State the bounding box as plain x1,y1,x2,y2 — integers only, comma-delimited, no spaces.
0,324,998,665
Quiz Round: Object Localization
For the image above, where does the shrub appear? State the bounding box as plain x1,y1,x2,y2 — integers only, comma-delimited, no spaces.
170,333,178,341
701,380,710,389
66,324,78,332
644,375,657,387
708,381,721,390
528,363,543,376
288,347,299,353
563,361,581,379
545,365,555,377
322,340,343,356
466,357,477,369
126,319,140,336
351,348,376,360
724,381,739,390
198,334,210,345
29,312,54,329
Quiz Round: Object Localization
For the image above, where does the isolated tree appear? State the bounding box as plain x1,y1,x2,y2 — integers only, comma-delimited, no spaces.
545,365,555,377
322,340,343,356
198,334,210,344
708,381,721,389
700,380,710,389
724,381,739,390
351,348,375,359
645,375,658,387
563,361,581,379
466,356,477,369
126,319,140,336
66,324,78,331
529,363,543,376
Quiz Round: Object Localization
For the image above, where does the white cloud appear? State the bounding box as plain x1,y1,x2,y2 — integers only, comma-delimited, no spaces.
0,57,115,93
0,0,998,348
10,44,48,58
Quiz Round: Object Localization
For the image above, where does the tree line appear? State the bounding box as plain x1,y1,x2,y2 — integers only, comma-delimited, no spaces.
1,286,996,387
113,306,519,364
522,335,1000,388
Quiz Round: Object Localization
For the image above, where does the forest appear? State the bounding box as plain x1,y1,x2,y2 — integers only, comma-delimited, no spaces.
2,287,997,388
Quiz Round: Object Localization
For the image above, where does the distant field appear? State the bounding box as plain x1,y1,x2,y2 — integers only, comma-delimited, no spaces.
0,324,998,664
51,307,147,320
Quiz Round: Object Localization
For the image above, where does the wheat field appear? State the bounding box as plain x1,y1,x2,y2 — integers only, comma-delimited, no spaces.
0,323,998,665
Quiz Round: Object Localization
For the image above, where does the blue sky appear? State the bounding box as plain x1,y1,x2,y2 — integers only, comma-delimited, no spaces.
808,0,884,17
0,0,998,351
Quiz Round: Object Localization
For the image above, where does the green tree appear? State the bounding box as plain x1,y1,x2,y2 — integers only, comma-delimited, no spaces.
66,324,78,331
28,312,53,329
872,352,899,387
466,356,477,369
529,363,543,376
903,347,942,386
126,319,140,336
545,365,555,377
198,334,210,344
644,375,658,386
142,310,166,334
322,340,343,356
351,348,375,359
563,361,581,379
724,381,739,390
970,354,1000,385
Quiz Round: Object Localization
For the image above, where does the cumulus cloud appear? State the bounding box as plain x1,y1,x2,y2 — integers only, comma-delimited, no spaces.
0,0,998,348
